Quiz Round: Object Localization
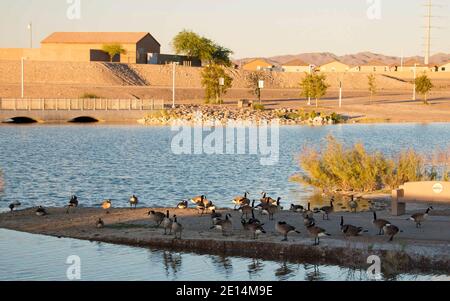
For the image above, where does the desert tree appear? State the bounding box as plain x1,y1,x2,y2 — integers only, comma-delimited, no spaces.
300,73,329,108
201,64,233,104
101,44,127,62
415,74,433,105
368,73,377,104
245,71,273,104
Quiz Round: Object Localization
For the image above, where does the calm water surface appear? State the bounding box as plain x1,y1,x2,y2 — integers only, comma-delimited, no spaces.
1,123,450,281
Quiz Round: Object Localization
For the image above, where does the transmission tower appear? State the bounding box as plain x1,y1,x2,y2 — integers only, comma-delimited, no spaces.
424,0,432,65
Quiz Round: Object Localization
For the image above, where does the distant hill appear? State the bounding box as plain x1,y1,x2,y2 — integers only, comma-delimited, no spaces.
236,52,450,67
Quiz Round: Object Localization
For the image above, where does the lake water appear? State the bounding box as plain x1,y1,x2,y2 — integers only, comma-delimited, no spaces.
1,123,450,281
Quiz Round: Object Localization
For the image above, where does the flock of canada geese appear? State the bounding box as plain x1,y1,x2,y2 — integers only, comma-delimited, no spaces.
8,192,435,246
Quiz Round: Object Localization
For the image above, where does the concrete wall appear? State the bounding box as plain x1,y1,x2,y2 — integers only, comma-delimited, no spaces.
282,66,311,73
399,181,450,203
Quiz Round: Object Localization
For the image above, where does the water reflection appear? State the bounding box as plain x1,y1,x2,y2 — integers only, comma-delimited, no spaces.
304,264,325,281
275,262,298,281
209,255,233,279
248,258,264,279
162,251,182,279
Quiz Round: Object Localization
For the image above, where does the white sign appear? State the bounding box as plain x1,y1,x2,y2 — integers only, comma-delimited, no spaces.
258,80,264,89
432,183,444,194
219,78,225,86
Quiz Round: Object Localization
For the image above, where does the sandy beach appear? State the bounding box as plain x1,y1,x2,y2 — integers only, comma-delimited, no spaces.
1,206,449,274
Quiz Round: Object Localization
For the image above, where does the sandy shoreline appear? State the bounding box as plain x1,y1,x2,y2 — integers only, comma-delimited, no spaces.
1,206,449,274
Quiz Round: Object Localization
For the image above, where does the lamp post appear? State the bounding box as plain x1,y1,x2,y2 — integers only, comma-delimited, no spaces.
258,80,264,104
413,63,418,101
218,77,225,104
172,61,179,108
27,22,33,48
339,81,343,108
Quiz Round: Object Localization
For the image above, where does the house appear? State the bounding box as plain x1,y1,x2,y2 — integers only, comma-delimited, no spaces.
318,60,350,72
439,62,450,72
401,60,432,73
357,60,390,73
281,59,312,73
40,32,161,64
242,59,274,71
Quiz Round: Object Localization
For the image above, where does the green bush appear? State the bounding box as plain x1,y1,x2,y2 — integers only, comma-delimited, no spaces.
297,136,436,193
252,103,265,111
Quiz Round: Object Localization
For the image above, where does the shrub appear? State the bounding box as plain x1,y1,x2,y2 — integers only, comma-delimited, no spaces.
297,136,437,193
252,103,265,111
80,93,101,99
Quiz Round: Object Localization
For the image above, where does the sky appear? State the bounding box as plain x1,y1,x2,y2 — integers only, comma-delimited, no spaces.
0,0,449,58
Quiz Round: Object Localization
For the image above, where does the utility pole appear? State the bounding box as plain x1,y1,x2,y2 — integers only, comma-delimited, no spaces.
424,0,432,65
339,81,343,108
413,63,418,101
28,22,33,48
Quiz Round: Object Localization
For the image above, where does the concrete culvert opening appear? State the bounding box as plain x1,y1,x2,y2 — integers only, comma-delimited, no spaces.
5,117,38,124
69,116,99,123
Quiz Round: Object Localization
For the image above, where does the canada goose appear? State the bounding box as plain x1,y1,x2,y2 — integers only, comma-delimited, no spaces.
171,215,183,239
191,195,206,205
306,222,330,246
196,203,206,215
9,201,21,212
303,203,314,219
383,224,400,242
262,199,281,221
239,200,255,219
249,210,262,225
290,204,305,213
96,218,105,229
210,214,233,236
348,195,358,213
129,195,139,209
205,202,216,212
319,198,334,220
101,200,112,213
177,200,188,209
372,212,390,235
211,210,222,225
232,192,250,209
36,206,47,216
244,221,266,240
162,210,173,235
340,216,366,237
408,206,433,228
148,210,166,227
276,222,301,241
303,215,315,227
66,195,79,214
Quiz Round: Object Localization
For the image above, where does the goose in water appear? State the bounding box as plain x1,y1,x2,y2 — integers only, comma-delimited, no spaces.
9,201,21,212
66,195,79,214
306,222,331,246
210,214,233,236
148,210,166,227
36,206,47,216
408,206,433,228
171,215,183,239
372,211,390,235
129,195,139,209
276,222,301,242
177,200,188,209
232,192,250,209
162,210,173,235
96,218,105,229
101,200,112,214
340,216,367,237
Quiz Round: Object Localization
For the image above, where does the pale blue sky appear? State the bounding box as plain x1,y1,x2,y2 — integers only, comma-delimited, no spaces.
0,0,448,58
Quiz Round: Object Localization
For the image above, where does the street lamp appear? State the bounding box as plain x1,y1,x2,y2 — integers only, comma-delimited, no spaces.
258,80,264,104
413,63,418,101
172,61,179,108
27,22,33,48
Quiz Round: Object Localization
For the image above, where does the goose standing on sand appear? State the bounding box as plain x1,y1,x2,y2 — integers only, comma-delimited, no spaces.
102,200,112,214
177,200,188,209
249,210,262,226
148,210,166,227
9,201,21,212
190,195,206,205
383,224,401,242
290,204,304,213
340,216,367,237
129,195,139,209
66,195,79,214
262,198,281,221
408,207,433,228
239,200,255,219
348,195,358,213
210,210,222,225
162,210,173,235
306,222,331,246
96,218,105,228
372,211,390,235
319,197,334,220
303,203,314,219
303,214,315,227
233,192,250,209
36,206,47,216
276,222,301,242
171,215,183,239
211,214,233,236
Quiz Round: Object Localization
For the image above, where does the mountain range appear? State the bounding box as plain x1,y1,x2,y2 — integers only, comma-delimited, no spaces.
236,52,450,66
